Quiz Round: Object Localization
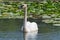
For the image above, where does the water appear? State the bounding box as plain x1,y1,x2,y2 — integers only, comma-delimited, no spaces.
0,32,23,40
0,30,60,40
37,31,60,40
0,19,60,40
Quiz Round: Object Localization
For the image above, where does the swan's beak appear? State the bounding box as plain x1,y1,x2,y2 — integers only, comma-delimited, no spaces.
19,4,27,9
19,5,24,9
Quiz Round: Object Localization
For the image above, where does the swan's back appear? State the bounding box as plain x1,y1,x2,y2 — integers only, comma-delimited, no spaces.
21,21,38,32
30,22,38,31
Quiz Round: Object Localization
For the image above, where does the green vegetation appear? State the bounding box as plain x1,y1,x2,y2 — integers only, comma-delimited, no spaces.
0,0,60,18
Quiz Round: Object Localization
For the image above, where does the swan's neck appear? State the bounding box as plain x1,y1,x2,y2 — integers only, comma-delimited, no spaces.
24,7,27,29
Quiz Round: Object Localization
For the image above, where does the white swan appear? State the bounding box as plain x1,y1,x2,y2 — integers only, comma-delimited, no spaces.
21,4,38,32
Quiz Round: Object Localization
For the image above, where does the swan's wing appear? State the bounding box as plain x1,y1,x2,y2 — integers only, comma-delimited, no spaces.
31,22,38,31
26,21,31,32
21,21,38,32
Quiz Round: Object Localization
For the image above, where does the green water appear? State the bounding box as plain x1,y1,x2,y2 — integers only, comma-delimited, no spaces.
0,18,60,33
0,19,60,40
0,19,23,31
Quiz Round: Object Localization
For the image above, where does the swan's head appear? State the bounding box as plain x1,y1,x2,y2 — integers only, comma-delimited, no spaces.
20,4,27,9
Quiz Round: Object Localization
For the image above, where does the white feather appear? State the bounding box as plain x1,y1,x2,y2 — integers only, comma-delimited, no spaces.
21,21,38,32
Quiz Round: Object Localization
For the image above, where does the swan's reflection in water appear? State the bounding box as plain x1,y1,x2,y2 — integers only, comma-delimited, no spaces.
24,31,38,40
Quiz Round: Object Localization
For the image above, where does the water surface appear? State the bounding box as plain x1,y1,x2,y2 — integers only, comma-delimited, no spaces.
0,19,60,40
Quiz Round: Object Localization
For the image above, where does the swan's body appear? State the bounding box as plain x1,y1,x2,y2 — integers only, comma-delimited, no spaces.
20,4,38,32
21,21,38,32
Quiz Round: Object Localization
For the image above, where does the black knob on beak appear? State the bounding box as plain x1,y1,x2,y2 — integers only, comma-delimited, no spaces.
19,5,24,9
